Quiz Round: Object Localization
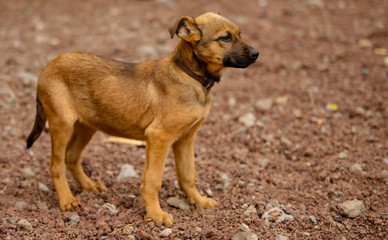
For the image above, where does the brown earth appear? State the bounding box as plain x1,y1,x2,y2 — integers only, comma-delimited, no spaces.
1,0,387,239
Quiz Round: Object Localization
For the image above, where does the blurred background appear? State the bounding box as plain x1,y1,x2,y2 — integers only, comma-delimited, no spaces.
0,0,387,239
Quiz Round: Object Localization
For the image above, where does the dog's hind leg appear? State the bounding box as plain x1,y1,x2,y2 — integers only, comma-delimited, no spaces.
65,124,107,192
40,79,81,211
47,114,80,211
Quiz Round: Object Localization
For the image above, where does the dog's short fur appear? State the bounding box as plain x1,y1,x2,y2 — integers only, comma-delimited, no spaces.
26,12,258,226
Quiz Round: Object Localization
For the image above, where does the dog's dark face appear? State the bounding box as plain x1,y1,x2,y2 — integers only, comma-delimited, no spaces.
169,12,259,73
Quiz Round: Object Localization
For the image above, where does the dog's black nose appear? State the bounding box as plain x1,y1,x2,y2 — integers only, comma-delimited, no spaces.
249,49,259,60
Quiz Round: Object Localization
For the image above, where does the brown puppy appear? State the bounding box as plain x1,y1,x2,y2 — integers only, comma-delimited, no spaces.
26,12,258,226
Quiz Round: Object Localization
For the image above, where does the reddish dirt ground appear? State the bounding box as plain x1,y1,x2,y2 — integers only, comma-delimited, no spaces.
1,0,387,239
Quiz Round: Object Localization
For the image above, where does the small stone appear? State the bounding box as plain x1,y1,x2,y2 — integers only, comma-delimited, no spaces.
358,39,372,48
309,215,317,223
18,71,37,85
68,214,80,226
255,98,273,111
6,216,19,224
166,197,190,210
15,201,27,209
384,158,388,165
117,164,139,180
338,199,366,218
17,219,33,231
98,203,119,216
350,163,363,174
293,109,303,118
38,182,50,193
384,56,388,66
244,205,257,215
257,158,269,168
238,113,256,128
159,228,172,238
261,207,294,223
275,96,288,105
229,97,237,107
215,172,231,193
338,152,348,159
306,0,324,8
205,188,213,197
275,235,289,240
265,203,274,211
36,201,48,211
232,224,258,240
381,170,388,178
22,168,35,179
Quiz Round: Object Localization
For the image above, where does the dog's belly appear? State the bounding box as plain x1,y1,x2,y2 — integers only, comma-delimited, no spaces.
75,98,152,141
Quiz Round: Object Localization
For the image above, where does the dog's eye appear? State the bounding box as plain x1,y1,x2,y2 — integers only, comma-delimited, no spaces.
216,33,233,42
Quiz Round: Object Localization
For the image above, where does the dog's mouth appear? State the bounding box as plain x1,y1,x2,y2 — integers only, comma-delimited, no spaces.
223,48,259,68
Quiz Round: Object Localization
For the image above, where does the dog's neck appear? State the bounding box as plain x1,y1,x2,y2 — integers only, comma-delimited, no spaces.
171,41,221,89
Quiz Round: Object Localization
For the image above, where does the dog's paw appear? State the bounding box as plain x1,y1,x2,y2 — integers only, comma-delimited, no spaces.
59,197,81,211
145,210,175,227
83,182,108,193
194,196,219,209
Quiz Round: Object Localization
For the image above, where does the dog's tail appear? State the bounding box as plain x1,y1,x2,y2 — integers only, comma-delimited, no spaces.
26,94,47,149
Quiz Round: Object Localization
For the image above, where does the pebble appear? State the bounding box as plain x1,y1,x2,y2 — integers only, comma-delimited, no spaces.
261,207,294,223
384,56,388,67
257,157,269,168
17,219,33,231
275,96,288,105
358,39,372,48
15,201,28,209
166,197,190,210
380,170,388,178
265,203,274,211
338,199,366,218
350,163,363,174
22,168,35,179
215,172,231,193
205,188,213,197
309,215,318,223
98,203,119,216
18,71,37,86
306,0,324,8
68,214,80,226
244,205,257,215
238,113,256,128
275,235,289,240
338,152,348,159
255,98,273,111
4,216,18,224
117,164,139,180
38,182,50,193
36,201,48,211
159,228,172,238
384,158,388,165
231,224,258,240
229,97,237,107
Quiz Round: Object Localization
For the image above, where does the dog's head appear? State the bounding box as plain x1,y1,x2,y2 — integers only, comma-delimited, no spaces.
169,12,259,73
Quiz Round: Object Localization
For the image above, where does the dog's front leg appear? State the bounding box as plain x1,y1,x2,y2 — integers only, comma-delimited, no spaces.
141,128,175,226
172,119,219,209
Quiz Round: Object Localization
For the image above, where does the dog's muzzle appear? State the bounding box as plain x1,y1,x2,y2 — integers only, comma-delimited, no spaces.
223,46,259,68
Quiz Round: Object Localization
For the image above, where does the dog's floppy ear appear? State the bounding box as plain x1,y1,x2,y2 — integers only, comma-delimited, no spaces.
168,16,201,42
